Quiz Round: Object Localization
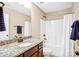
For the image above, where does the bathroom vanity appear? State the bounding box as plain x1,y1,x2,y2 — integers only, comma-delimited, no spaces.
0,38,44,57
18,42,43,57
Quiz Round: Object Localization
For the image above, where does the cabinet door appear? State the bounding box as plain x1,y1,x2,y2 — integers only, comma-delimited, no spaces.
24,45,38,57
39,48,43,57
31,52,39,57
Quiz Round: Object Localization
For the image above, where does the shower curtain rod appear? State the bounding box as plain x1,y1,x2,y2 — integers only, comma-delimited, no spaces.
0,2,5,7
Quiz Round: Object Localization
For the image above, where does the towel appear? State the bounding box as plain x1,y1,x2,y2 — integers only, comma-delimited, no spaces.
0,7,6,31
17,26,22,34
70,21,79,41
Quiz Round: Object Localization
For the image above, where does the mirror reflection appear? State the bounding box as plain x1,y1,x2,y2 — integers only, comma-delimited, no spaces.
0,2,31,41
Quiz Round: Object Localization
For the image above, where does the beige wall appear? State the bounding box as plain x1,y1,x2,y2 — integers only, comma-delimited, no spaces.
31,3,45,38
46,7,72,20
3,4,31,39
72,2,79,20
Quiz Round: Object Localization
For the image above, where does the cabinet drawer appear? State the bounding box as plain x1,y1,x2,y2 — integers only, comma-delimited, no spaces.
39,42,43,49
24,45,38,57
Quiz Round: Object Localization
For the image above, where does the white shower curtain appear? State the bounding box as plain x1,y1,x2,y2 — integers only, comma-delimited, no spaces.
43,14,75,57
45,20,64,57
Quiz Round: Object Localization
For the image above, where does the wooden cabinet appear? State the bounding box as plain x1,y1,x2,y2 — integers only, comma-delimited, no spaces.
17,42,43,57
24,45,38,57
38,42,43,57
39,48,43,57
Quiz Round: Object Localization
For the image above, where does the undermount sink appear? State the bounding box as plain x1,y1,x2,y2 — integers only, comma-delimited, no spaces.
18,42,32,47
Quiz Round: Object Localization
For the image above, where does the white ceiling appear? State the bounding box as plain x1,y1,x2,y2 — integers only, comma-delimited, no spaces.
4,2,72,16
5,2,31,16
34,2,72,13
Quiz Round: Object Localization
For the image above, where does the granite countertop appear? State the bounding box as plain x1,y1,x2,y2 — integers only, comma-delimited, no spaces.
0,38,44,57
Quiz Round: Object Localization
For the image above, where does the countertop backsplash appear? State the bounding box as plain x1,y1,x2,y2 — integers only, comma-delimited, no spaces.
0,36,32,46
